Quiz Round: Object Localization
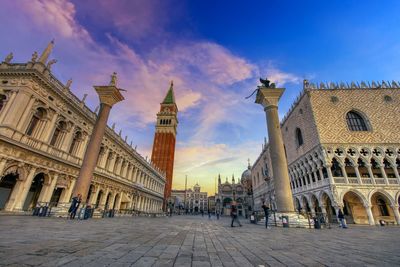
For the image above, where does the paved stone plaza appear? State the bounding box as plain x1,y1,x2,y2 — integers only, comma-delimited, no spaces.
0,215,399,267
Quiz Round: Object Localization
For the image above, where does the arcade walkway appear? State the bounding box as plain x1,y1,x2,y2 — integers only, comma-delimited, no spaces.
0,215,398,266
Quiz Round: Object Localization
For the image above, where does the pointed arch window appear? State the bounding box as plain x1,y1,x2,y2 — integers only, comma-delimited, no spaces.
346,111,369,131
331,158,343,177
296,128,304,147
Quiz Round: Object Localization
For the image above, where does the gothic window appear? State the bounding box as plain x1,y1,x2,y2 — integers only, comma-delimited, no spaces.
331,158,343,177
0,94,6,112
357,158,370,178
296,128,304,147
344,158,357,177
346,111,369,131
69,130,82,155
370,158,383,178
50,121,66,147
383,158,396,178
26,108,46,136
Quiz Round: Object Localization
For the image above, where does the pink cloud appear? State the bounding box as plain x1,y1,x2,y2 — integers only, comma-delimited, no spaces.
2,0,301,193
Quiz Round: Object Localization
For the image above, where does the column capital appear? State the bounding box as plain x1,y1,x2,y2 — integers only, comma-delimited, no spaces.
94,85,124,107
255,87,285,109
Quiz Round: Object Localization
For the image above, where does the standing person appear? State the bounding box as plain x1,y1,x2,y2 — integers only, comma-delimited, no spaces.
230,202,242,227
262,202,270,229
338,209,347,228
69,194,81,219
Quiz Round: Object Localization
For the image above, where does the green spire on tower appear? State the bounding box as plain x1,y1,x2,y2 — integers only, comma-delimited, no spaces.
162,80,176,104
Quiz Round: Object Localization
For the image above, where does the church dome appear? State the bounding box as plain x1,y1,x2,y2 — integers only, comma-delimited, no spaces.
241,161,252,184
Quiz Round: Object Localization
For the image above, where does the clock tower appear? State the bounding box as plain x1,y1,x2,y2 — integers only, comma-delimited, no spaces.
151,81,178,208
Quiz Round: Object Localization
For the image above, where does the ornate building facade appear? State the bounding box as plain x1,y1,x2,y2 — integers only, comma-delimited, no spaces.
252,80,400,225
151,83,178,207
0,42,165,216
171,183,207,213
216,174,249,216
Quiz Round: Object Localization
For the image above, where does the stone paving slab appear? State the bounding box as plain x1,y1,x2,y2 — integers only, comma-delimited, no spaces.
0,215,399,266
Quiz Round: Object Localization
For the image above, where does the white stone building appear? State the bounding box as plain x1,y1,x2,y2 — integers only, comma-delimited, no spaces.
172,184,208,213
252,80,400,225
0,42,165,216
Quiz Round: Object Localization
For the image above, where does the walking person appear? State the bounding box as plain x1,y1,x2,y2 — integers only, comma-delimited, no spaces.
230,202,242,227
338,208,347,228
262,202,270,229
68,194,82,219
216,209,220,220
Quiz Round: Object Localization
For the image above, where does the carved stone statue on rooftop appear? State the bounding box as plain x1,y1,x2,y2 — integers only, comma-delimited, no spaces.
109,72,117,86
46,59,57,69
31,52,38,62
66,79,72,89
4,53,13,63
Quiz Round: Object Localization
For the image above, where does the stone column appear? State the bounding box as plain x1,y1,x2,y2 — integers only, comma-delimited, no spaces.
366,164,376,185
12,166,37,211
353,164,362,184
365,204,375,225
255,87,294,213
391,204,400,225
60,178,76,203
39,173,59,203
72,78,124,203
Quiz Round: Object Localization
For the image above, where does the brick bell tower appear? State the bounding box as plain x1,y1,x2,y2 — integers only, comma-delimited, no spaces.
151,81,178,209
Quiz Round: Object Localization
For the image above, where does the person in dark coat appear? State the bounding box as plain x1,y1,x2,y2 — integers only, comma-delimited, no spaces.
230,202,242,227
68,194,82,219
262,202,270,229
338,208,347,228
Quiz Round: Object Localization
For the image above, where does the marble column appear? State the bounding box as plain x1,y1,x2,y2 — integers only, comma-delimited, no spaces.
72,75,124,203
12,166,37,211
255,86,294,213
391,204,400,225
365,204,375,225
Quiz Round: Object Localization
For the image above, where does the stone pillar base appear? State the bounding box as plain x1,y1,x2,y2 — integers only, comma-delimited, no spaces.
265,212,313,228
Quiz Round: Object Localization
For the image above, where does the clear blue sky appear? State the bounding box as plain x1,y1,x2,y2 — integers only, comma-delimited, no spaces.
1,0,400,193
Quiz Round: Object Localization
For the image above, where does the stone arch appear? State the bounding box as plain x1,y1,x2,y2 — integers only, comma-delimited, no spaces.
368,189,395,206
2,163,26,179
340,189,368,206
396,191,400,206
310,193,321,213
0,164,24,210
320,191,337,222
23,171,49,211
370,190,396,223
341,189,369,224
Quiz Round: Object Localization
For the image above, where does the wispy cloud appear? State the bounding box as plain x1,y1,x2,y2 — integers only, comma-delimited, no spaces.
0,0,301,194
